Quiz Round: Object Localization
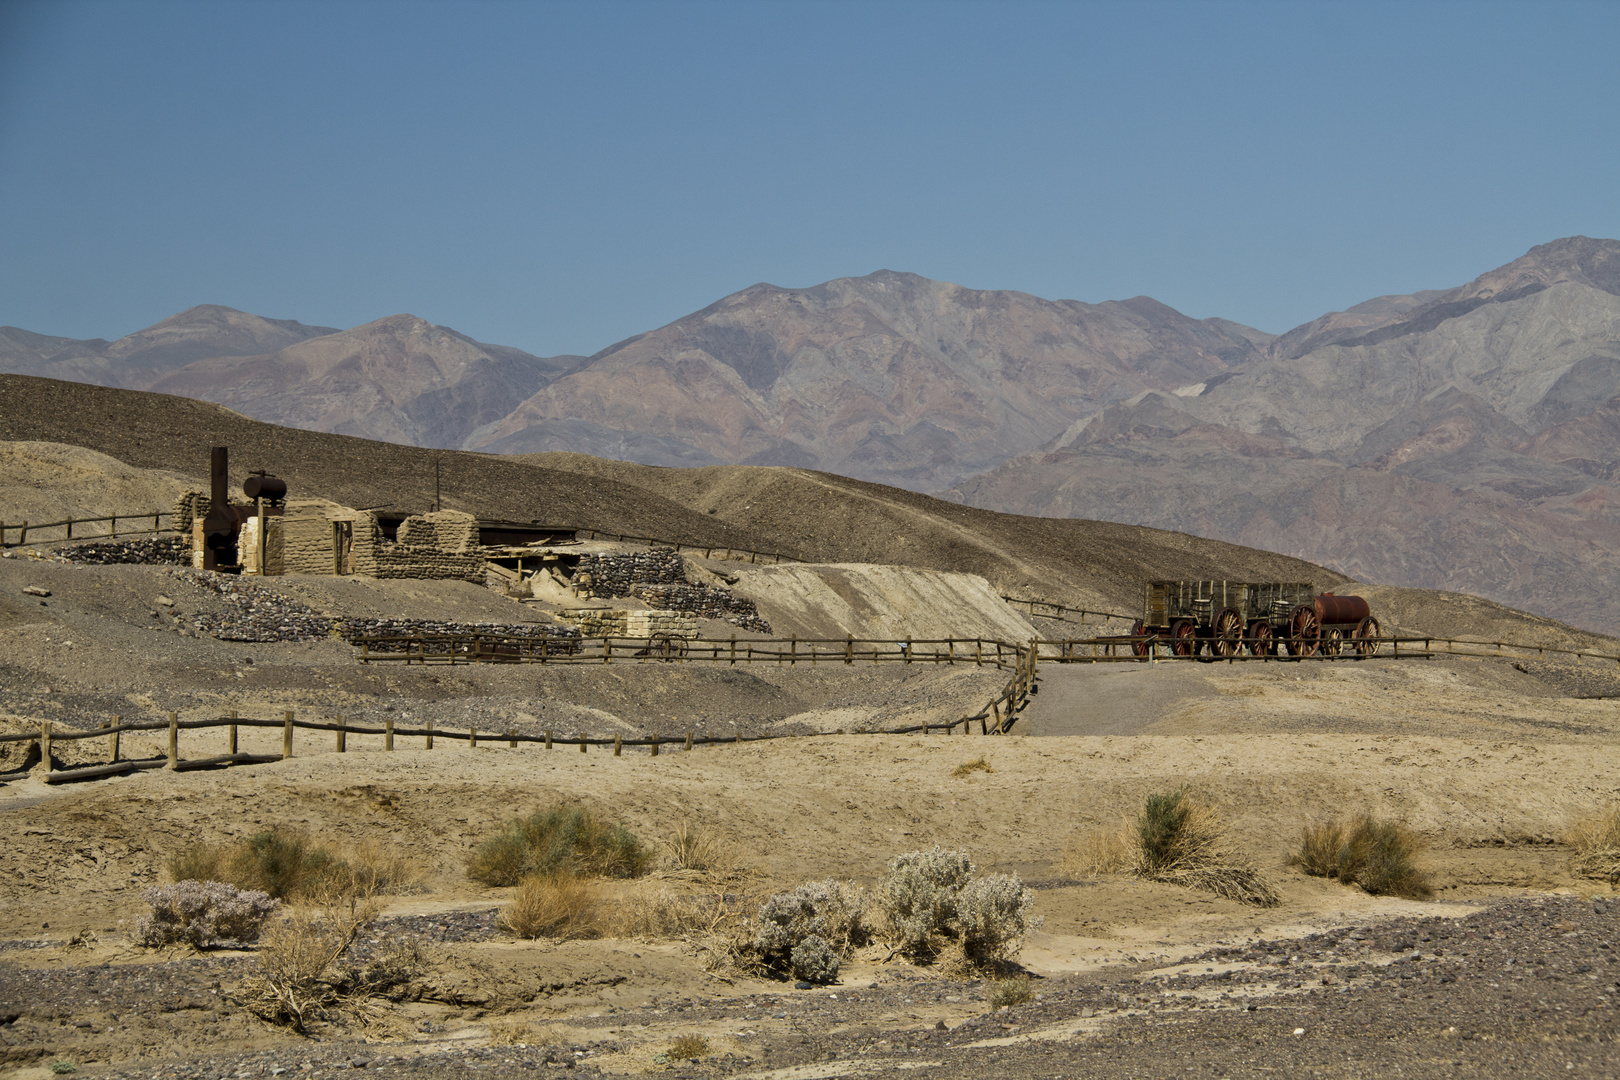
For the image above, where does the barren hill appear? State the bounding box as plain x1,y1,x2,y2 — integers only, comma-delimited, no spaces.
946,237,1620,634
473,272,1270,489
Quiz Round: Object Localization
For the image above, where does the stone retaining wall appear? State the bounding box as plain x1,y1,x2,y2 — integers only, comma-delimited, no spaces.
556,608,699,639
576,548,771,632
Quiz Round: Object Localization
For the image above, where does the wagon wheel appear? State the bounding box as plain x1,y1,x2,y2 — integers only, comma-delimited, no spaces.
1323,627,1344,657
1170,619,1198,657
1129,619,1152,657
1288,605,1320,658
1354,616,1381,657
1247,620,1273,657
1211,607,1244,657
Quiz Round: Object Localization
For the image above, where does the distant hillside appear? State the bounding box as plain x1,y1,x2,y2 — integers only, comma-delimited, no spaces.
944,237,1620,633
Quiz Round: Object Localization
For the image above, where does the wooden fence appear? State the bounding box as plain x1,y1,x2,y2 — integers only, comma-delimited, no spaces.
1000,596,1133,625
0,511,173,547
1032,633,1620,668
0,643,1040,787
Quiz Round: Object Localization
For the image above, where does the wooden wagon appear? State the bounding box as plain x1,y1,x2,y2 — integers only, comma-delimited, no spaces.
1132,580,1380,658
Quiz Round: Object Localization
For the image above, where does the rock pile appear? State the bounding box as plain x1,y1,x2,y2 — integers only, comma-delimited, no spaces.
340,617,580,642
55,536,187,565
577,548,771,632
625,582,770,632
170,569,336,642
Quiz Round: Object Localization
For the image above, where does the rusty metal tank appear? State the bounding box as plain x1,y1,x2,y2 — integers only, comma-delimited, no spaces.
1313,592,1371,626
243,474,287,501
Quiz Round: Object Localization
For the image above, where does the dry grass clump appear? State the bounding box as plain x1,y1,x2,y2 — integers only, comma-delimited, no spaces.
661,821,735,876
468,805,651,886
951,757,994,778
1131,790,1279,906
1289,816,1432,899
487,1020,563,1046
666,1034,710,1062
987,975,1033,1008
1563,805,1620,884
166,829,425,901
1059,826,1131,877
499,873,604,940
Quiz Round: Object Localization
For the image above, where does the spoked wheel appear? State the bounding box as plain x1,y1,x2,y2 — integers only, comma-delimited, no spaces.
1130,619,1152,657
1211,607,1244,658
1170,619,1198,657
1247,620,1273,657
1354,616,1382,657
1323,628,1344,657
1288,605,1321,658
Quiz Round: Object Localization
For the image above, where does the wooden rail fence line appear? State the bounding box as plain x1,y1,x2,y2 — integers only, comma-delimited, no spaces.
1032,633,1620,668
1000,596,1134,625
0,654,1043,787
0,511,173,547
354,633,1031,668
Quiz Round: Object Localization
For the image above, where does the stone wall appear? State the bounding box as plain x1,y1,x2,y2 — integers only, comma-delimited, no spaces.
556,608,699,639
396,511,479,553
240,515,286,576
575,548,771,632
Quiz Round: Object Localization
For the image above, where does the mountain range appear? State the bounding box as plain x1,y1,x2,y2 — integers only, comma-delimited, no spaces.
3,236,1618,631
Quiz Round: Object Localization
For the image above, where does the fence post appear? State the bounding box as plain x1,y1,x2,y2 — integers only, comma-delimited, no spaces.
790,635,796,666
846,636,854,664
651,738,659,757
545,729,552,749
469,726,477,748
283,711,293,759
110,513,117,539
426,719,434,749
167,712,178,769
685,732,693,751
110,715,121,762
614,735,622,756
336,716,346,753
508,732,516,748
580,737,587,754
731,636,737,666
905,638,913,664
603,636,611,663
385,716,394,751
66,516,72,540
229,710,238,755
41,721,52,774
991,701,1001,734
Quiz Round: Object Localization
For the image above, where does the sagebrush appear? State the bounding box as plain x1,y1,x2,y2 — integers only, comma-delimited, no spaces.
878,846,1037,969
753,880,869,983
137,881,280,948
1131,790,1278,906
1290,816,1432,899
468,805,651,886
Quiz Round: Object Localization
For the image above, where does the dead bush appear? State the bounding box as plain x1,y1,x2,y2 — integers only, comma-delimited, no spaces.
1564,805,1620,884
661,821,733,876
1132,790,1278,906
488,1020,562,1046
1289,815,1432,899
238,892,400,1032
951,757,994,778
667,1034,710,1061
500,873,604,940
468,805,651,886
1059,826,1131,877
987,975,1033,1008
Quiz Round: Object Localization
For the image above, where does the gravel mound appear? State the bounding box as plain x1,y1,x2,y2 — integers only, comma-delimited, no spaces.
55,536,187,565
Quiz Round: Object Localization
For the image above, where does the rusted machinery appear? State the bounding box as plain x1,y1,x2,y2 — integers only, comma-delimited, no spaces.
199,446,287,572
1130,580,1380,658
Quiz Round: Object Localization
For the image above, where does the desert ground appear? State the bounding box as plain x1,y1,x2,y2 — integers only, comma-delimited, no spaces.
2,430,1618,1077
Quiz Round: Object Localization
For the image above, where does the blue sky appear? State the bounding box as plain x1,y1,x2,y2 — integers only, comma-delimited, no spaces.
2,0,1617,355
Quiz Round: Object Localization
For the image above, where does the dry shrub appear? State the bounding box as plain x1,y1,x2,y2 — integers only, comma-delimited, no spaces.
667,1034,710,1061
500,873,604,940
168,830,428,902
1289,815,1432,899
661,821,733,875
1132,790,1278,906
1564,805,1620,884
952,757,994,778
612,887,758,976
239,891,416,1032
879,846,1038,970
136,881,280,948
1060,827,1131,877
987,975,1033,1008
468,805,650,886
753,880,870,983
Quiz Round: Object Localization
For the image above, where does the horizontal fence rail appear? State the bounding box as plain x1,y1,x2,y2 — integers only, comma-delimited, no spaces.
354,633,1029,668
0,511,173,547
1000,596,1133,624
